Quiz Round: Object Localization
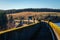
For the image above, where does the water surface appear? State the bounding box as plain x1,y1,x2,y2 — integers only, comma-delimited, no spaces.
55,23,60,27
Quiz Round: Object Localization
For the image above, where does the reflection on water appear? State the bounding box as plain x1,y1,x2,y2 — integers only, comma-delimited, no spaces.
55,23,60,26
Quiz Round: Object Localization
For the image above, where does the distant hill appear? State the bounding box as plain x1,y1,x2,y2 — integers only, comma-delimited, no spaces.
0,8,60,14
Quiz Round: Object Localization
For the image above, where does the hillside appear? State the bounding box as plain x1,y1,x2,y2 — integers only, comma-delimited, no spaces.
7,11,60,23
7,12,60,18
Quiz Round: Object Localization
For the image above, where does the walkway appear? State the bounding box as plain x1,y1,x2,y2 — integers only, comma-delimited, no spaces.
0,22,57,40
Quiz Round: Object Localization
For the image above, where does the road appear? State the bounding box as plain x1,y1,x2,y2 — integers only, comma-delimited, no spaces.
0,22,57,40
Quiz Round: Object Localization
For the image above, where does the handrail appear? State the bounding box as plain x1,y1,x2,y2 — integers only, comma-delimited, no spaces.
49,22,60,40
0,23,38,35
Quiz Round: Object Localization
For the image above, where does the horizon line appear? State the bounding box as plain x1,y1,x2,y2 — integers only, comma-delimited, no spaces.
0,8,60,10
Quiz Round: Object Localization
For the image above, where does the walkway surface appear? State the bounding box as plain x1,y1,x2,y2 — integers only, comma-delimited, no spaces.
0,22,57,40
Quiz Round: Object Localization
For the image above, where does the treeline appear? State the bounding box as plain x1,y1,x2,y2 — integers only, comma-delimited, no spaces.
0,8,60,14
0,12,8,30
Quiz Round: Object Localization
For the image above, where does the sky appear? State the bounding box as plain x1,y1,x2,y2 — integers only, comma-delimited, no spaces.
0,0,60,10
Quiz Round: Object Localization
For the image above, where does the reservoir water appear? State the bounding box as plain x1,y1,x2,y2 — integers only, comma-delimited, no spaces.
55,23,60,26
